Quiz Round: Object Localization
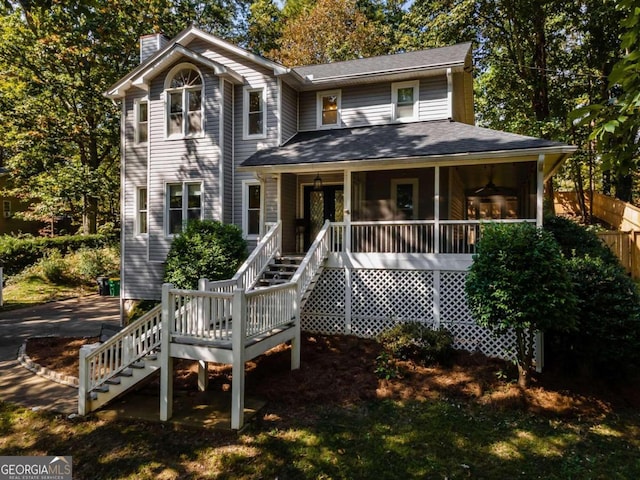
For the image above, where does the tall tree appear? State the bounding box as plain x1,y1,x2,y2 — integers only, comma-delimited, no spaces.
0,0,239,234
271,0,387,66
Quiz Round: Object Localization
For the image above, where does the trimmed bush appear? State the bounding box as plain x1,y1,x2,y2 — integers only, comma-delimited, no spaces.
0,234,111,277
544,215,618,265
377,322,454,366
544,216,640,376
465,222,576,387
164,220,247,290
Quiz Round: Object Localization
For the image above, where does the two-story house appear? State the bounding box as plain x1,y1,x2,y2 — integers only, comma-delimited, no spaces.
89,27,575,427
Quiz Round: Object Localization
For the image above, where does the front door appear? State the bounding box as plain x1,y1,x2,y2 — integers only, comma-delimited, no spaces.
303,185,344,249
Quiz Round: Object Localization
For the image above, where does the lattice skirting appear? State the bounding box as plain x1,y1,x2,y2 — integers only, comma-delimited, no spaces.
301,267,533,361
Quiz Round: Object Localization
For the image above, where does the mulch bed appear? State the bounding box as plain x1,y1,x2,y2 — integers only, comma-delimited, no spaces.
25,333,640,425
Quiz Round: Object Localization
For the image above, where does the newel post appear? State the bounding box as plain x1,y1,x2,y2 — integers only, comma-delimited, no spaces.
160,283,174,421
197,278,209,392
78,347,89,415
231,288,247,429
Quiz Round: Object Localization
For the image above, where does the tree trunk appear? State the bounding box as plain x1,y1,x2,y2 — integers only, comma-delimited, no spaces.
82,194,98,235
517,363,530,389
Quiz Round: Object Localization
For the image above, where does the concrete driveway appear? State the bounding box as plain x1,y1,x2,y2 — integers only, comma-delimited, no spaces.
0,295,120,414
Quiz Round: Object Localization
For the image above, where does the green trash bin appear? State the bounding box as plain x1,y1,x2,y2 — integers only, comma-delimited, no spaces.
108,278,120,297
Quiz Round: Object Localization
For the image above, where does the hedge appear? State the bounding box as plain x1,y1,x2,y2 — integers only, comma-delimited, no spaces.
0,234,113,277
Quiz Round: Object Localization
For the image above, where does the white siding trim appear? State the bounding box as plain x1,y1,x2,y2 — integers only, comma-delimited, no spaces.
277,77,282,146
446,68,453,120
219,80,225,221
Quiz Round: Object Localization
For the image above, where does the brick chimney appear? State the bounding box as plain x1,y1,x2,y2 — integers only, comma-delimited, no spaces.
139,33,169,63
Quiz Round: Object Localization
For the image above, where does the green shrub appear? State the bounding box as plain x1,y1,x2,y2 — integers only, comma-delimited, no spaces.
465,222,576,387
544,215,618,265
164,220,247,290
547,254,640,376
544,216,640,376
0,234,111,276
377,322,454,366
72,246,120,280
39,251,69,283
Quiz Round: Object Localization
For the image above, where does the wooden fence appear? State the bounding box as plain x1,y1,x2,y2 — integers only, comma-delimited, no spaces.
555,191,640,279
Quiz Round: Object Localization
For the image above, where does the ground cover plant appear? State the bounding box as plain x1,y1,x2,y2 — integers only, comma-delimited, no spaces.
8,333,640,479
1,245,119,309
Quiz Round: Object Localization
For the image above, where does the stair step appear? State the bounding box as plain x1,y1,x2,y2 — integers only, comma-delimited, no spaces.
94,385,109,393
131,361,146,369
106,377,121,385
119,368,133,377
146,353,158,361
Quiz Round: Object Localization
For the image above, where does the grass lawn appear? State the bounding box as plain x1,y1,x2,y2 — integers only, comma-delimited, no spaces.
1,398,639,479
1,274,94,310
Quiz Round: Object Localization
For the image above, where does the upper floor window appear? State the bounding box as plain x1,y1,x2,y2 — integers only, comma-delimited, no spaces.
3,200,11,218
166,182,202,235
165,65,203,138
135,99,148,144
392,81,419,121
317,90,341,129
243,87,266,139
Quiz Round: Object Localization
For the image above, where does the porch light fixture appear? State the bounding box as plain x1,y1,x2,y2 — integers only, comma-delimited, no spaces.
313,173,323,191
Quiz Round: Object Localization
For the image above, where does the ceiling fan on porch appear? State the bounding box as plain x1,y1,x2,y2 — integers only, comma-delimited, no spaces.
474,165,500,195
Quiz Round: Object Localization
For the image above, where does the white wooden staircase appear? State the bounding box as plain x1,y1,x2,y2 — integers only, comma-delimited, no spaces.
78,220,333,429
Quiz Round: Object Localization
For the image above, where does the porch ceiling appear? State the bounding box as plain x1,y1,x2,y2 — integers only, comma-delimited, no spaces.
240,120,576,179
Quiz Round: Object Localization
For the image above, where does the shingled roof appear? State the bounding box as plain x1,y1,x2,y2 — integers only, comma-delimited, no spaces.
241,120,572,168
292,43,472,81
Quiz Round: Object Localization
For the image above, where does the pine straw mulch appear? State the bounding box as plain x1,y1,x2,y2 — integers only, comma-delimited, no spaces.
25,333,640,426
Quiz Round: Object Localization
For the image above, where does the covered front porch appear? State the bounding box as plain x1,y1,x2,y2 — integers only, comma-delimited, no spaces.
264,159,543,256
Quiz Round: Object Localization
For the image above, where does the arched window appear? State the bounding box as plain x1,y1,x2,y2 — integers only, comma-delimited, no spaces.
165,65,203,137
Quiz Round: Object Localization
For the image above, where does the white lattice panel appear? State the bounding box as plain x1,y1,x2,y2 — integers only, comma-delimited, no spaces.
301,315,345,335
303,268,345,315
352,269,434,323
300,266,524,361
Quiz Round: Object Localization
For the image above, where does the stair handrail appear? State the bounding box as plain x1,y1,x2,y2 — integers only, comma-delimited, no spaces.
230,220,282,290
78,303,162,415
291,219,331,302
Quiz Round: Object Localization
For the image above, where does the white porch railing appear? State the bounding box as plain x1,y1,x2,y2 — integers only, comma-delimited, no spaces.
230,220,281,290
78,303,162,415
330,219,537,254
293,220,332,305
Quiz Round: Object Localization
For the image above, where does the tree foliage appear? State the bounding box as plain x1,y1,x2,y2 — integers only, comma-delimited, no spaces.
465,222,576,388
270,0,388,66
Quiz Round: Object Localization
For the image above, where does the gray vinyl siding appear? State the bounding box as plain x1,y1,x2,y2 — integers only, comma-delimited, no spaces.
122,90,165,300
264,176,278,224
223,80,234,224
341,83,391,127
281,82,298,144
298,77,449,131
419,76,449,121
146,62,222,264
183,40,280,233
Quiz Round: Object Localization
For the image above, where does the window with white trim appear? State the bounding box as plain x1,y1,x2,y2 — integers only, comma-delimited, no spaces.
135,99,148,144
136,187,148,235
242,181,261,238
243,87,266,138
165,65,203,138
391,178,419,219
392,80,419,121
316,90,341,128
166,182,202,235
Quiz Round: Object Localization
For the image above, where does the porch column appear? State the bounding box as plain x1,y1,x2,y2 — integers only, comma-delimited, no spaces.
434,166,440,253
536,155,545,228
344,169,352,253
